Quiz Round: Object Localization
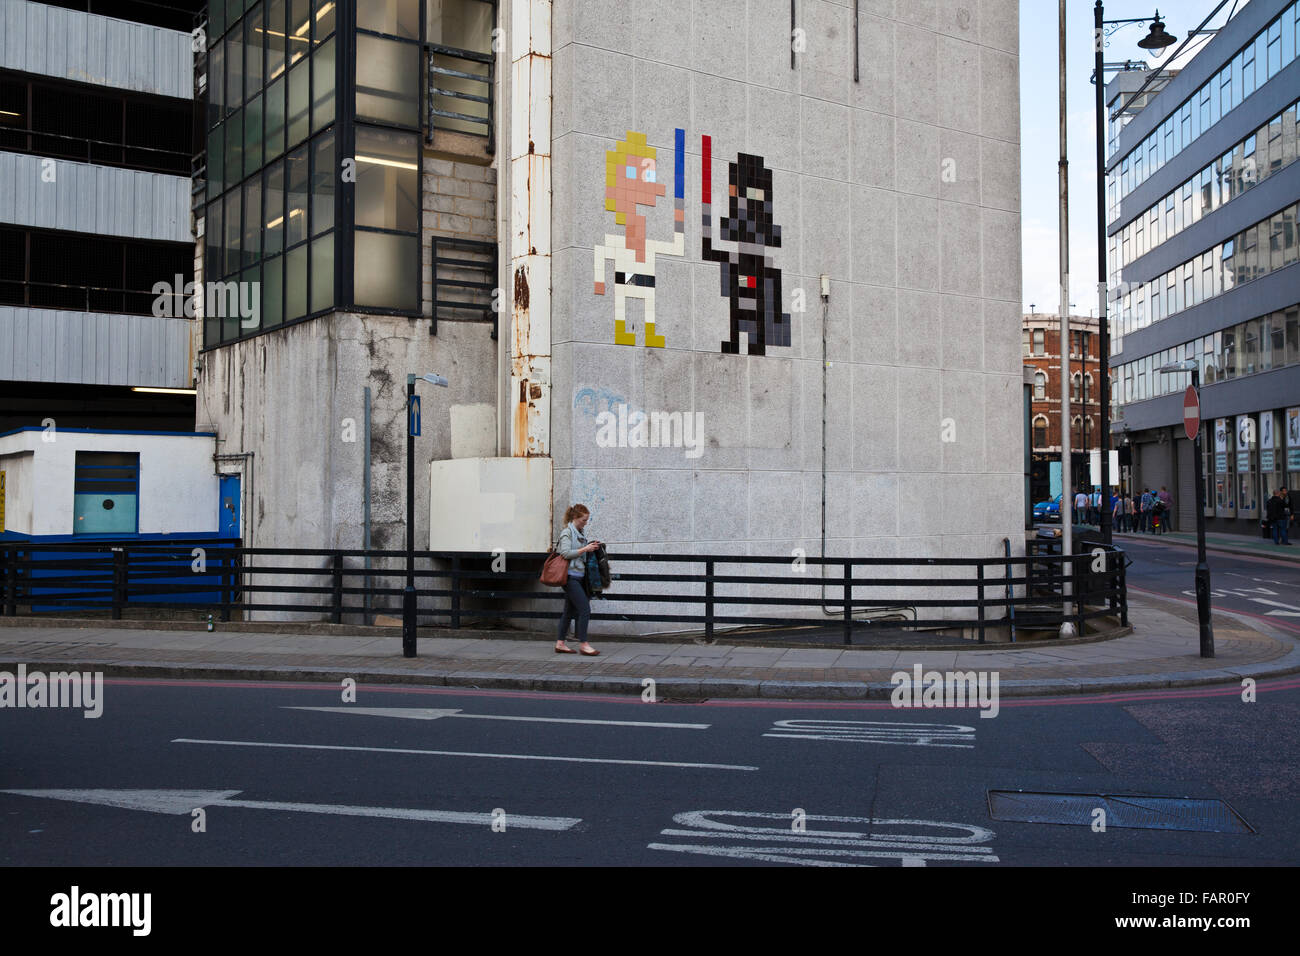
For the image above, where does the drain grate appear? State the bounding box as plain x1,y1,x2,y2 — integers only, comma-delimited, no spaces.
987,790,1254,834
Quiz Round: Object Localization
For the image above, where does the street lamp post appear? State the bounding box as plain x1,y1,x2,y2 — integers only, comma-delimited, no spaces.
1160,360,1213,658
1094,2,1177,545
403,372,449,658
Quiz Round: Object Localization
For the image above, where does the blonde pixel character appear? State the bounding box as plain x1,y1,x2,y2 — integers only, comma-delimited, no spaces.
594,128,685,347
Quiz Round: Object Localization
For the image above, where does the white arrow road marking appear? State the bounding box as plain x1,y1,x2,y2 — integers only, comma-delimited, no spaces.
1,789,581,830
284,706,709,730
173,738,756,771
1250,598,1300,617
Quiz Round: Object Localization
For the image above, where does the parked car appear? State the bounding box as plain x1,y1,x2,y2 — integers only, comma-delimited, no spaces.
1033,494,1062,522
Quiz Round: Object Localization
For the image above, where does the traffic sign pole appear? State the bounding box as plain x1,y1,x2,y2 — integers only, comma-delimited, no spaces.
1186,370,1214,658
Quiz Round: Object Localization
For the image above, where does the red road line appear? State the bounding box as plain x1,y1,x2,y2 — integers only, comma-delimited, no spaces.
1128,584,1300,635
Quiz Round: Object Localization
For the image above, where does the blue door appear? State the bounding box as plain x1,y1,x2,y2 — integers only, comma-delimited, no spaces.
218,475,241,538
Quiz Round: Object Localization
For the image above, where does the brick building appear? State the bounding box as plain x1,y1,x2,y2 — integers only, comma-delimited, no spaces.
1023,312,1103,504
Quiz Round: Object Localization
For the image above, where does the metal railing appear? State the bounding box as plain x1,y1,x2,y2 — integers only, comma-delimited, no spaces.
1,541,1128,645
426,43,494,153
0,127,193,177
430,236,498,337
0,279,177,317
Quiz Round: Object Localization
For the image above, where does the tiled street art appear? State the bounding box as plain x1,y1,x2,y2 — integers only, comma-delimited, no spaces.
701,136,791,356
594,128,686,348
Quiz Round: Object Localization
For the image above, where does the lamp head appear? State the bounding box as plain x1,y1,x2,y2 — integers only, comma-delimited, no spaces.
1138,13,1177,52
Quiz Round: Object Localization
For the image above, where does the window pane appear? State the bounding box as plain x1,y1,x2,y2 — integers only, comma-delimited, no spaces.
209,41,225,127
243,176,262,268
264,159,285,255
265,75,285,158
207,125,224,200
266,0,287,82
288,0,311,67
243,93,263,178
355,231,418,310
285,144,309,247
363,0,419,38
227,30,244,109
262,253,283,327
311,231,333,312
313,0,336,42
245,7,264,101
311,131,334,235
355,126,419,231
287,57,310,148
286,241,308,320
225,108,243,184
223,189,240,277
356,34,419,126
312,35,336,131
205,200,223,288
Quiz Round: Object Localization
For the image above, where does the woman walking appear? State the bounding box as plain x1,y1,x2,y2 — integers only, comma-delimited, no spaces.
555,504,601,656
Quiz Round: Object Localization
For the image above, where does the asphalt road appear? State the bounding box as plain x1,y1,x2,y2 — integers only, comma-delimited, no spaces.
1120,537,1300,638
2,677,1297,866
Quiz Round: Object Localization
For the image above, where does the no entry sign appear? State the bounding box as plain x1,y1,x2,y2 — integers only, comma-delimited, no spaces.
1184,385,1200,442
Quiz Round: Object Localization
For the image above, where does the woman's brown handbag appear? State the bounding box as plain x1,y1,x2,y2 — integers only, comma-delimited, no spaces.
540,541,569,586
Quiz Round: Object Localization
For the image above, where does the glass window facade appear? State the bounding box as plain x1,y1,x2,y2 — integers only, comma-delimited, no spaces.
1111,98,1300,277
1111,200,1299,343
1114,303,1300,408
1108,1,1300,219
202,0,449,348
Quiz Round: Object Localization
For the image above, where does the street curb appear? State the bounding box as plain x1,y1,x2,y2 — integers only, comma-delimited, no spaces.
1114,533,1300,564
6,653,1299,700
0,614,1135,651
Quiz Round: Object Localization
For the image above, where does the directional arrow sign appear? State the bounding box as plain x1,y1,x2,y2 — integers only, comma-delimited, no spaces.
285,706,709,730
2,789,581,830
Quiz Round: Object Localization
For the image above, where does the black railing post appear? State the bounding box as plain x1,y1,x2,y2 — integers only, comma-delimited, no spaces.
1118,550,1129,627
843,560,853,645
1,547,9,616
111,547,126,620
976,562,986,645
220,549,233,622
450,555,462,629
331,553,343,624
704,559,714,642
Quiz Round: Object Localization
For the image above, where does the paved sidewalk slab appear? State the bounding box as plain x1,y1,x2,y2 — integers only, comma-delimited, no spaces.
0,593,1296,699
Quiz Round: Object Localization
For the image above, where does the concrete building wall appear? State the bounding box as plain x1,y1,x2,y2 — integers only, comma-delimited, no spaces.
0,429,218,536
0,0,193,100
544,0,1025,610
194,312,500,616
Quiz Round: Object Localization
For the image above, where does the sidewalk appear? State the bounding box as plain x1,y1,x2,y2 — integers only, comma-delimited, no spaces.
1,592,1296,699
1114,528,1300,562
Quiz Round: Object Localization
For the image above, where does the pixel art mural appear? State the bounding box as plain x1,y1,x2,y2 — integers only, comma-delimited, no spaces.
593,128,686,348
701,135,791,356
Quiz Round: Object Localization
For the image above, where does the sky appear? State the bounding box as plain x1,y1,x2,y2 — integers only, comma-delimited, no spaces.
1018,0,1243,315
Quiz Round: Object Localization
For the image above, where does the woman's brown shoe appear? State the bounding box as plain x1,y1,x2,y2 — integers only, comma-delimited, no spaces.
579,643,600,656
555,642,577,654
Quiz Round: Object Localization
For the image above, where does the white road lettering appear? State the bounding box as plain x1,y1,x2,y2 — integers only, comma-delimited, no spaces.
763,718,976,748
285,705,709,730
1,789,581,830
649,810,999,866
172,737,756,771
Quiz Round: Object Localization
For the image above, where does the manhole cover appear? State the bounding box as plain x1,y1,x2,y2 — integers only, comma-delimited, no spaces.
987,790,1254,834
